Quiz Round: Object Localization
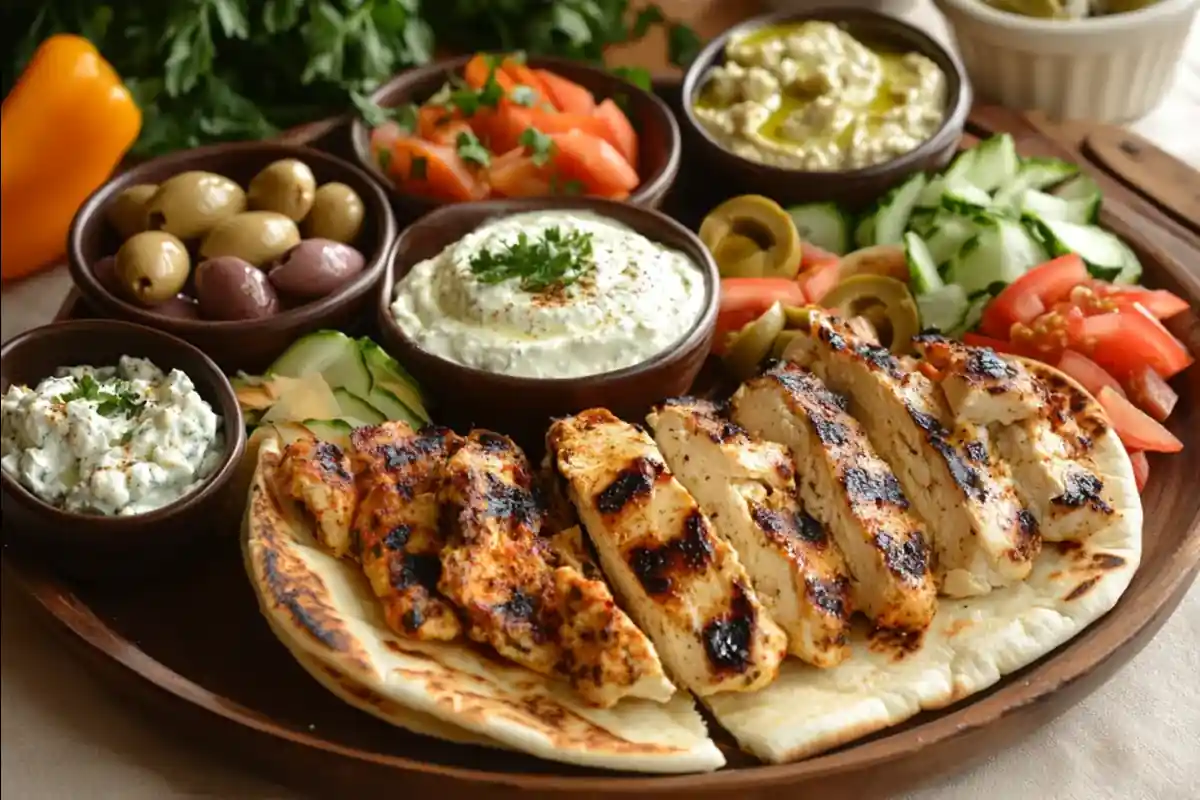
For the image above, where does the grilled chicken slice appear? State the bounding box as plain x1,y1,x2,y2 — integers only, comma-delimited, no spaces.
730,362,937,631
548,409,788,697
646,398,853,668
993,360,1120,541
786,314,1040,597
274,437,357,559
439,431,675,708
350,422,464,642
536,459,605,581
912,333,1043,425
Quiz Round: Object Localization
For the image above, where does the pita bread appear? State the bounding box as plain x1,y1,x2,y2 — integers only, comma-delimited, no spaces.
704,361,1143,763
242,437,726,775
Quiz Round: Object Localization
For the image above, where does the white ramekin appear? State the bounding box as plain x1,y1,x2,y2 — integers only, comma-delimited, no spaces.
934,0,1199,122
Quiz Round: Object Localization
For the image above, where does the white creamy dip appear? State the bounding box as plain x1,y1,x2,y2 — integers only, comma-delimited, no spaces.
1,356,225,516
390,211,707,379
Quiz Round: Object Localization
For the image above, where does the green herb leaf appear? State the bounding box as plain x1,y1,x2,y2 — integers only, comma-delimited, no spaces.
262,0,302,34
469,227,595,292
668,23,704,68
377,148,393,172
551,176,586,196
633,6,666,39
477,67,505,108
552,7,593,46
56,375,145,419
519,127,555,166
511,85,537,107
610,66,652,92
211,0,250,40
456,130,492,167
410,156,429,181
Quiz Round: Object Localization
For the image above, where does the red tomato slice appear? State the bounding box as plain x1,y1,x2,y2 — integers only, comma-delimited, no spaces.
388,138,488,202
980,254,1087,338
522,108,613,142
1129,450,1150,492
593,98,638,170
799,242,840,271
1087,281,1191,320
370,122,403,162
799,260,841,304
961,333,1034,357
534,69,596,115
1081,302,1194,380
464,54,517,92
547,130,638,195
1097,386,1184,453
1124,364,1179,422
501,59,553,106
716,279,808,349
1057,350,1126,401
487,151,553,198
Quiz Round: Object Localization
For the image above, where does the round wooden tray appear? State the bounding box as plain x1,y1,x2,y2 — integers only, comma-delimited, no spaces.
5,97,1200,798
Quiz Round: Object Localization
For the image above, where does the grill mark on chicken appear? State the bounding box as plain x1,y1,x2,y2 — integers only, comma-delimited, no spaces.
966,348,1014,380
874,530,929,583
390,553,442,592
905,404,988,502
596,456,665,514
795,510,828,544
702,582,756,673
843,466,909,509
750,503,829,548
314,441,352,481
1052,470,1113,513
627,509,716,595
855,342,906,379
1008,509,1040,562
274,437,358,560
807,576,850,619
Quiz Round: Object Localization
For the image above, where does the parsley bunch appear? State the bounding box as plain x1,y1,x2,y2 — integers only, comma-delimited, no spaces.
56,374,146,418
469,227,595,292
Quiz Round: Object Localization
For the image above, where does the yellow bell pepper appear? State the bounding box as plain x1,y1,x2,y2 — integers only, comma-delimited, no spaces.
2,35,142,281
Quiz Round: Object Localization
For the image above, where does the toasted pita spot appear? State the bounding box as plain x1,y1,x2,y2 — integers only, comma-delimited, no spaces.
867,626,925,660
1064,575,1102,601
1092,553,1126,570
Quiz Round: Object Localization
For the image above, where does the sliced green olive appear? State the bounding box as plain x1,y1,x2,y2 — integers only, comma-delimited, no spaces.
837,244,910,283
723,302,787,381
699,195,801,279
770,329,804,360
782,304,818,330
821,275,920,354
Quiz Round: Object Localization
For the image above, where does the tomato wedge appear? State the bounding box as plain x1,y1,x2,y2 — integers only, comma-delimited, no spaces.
717,278,807,345
464,54,516,92
799,241,840,271
1057,350,1125,400
388,138,488,202
547,130,638,195
1081,302,1194,380
593,98,638,170
1129,450,1150,492
961,333,1034,357
521,107,613,142
1124,364,1179,422
799,260,841,304
534,69,596,115
1097,386,1183,453
979,254,1088,338
487,149,553,197
1088,281,1191,320
501,59,553,106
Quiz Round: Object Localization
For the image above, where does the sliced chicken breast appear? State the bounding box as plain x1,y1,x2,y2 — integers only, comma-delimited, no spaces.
786,315,1040,597
646,398,853,668
350,422,464,642
994,360,1120,541
912,333,1043,425
274,436,357,559
439,431,675,708
548,409,788,696
730,362,937,632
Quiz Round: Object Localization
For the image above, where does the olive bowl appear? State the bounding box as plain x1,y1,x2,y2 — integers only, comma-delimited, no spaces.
349,55,682,222
376,198,718,452
679,8,973,210
0,320,246,581
68,142,397,373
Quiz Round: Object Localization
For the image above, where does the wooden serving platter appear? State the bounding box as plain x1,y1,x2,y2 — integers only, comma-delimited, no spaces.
5,87,1200,799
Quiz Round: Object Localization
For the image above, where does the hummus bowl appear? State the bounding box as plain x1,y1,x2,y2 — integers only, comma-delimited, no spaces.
376,197,718,450
681,8,972,209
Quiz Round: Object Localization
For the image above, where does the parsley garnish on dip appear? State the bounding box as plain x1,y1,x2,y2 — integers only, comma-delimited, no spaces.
390,211,706,379
0,356,224,516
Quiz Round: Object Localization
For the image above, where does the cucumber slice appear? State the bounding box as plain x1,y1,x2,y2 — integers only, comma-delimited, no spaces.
949,294,992,338
854,212,876,250
268,331,372,400
1015,157,1080,190
357,338,430,422
940,180,993,215
786,202,851,255
924,212,980,265
907,208,937,237
915,176,946,210
916,284,970,332
1019,189,1094,225
1031,218,1129,280
961,134,1019,192
300,418,356,449
874,172,927,245
944,216,1048,297
333,388,386,425
904,232,943,294
1112,238,1143,285
941,148,978,187
1050,173,1102,223
367,384,425,429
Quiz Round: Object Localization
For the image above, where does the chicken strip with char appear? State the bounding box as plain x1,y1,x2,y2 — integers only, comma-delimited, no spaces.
912,333,1043,425
273,436,357,560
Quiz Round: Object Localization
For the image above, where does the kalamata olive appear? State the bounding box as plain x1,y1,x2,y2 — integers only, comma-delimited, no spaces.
199,211,301,267
247,159,317,221
115,232,191,306
268,239,366,298
152,295,202,320
303,182,365,244
105,184,158,239
93,255,121,294
194,256,281,320
144,171,247,240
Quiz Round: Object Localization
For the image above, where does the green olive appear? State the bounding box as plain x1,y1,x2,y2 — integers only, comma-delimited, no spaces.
723,302,787,381
105,184,158,240
770,329,804,360
838,244,910,283
699,195,801,279
145,171,247,240
821,275,920,354
247,159,317,221
115,231,191,306
199,211,301,267
303,182,365,244
782,304,818,330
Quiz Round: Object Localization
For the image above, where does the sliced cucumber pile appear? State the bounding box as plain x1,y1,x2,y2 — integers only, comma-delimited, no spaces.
837,134,1137,332
786,202,852,255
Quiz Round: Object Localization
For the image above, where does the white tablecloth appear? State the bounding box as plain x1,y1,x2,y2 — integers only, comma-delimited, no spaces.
2,5,1198,798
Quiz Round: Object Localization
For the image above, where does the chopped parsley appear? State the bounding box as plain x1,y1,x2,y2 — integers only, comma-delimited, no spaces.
519,127,556,166
55,374,145,418
392,103,420,134
510,85,537,107
610,66,652,92
410,156,429,181
468,227,595,292
443,66,504,117
455,130,491,167
550,176,585,196
377,148,393,172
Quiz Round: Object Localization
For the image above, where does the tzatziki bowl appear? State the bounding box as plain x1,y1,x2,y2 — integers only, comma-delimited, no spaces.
680,8,972,209
377,197,719,450
0,319,245,579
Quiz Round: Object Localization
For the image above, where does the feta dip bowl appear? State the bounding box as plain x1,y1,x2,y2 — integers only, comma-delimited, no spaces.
0,320,245,579
378,198,718,448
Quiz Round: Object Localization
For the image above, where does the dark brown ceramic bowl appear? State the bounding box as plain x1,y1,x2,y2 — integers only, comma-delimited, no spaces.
680,8,973,210
0,320,246,581
349,55,681,221
68,142,397,373
377,198,718,449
